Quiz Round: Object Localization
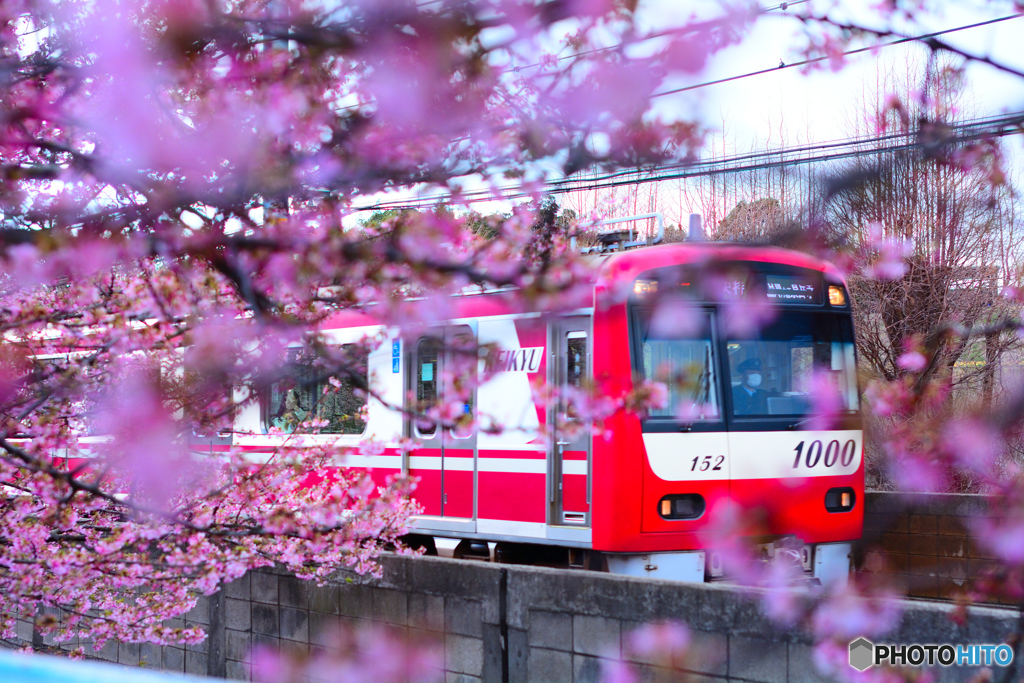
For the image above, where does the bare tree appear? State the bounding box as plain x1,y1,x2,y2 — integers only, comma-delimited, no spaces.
827,58,1023,395
710,197,790,242
664,104,822,240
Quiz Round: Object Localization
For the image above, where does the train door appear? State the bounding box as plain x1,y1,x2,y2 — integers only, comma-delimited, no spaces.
441,327,476,518
409,327,476,519
550,317,591,526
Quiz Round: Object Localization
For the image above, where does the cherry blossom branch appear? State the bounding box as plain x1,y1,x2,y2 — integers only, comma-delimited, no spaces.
797,12,1024,81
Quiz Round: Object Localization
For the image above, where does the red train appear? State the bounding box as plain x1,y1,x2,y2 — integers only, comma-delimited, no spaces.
231,238,863,584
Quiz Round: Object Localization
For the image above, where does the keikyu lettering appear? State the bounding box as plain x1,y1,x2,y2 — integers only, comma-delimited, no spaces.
489,347,544,373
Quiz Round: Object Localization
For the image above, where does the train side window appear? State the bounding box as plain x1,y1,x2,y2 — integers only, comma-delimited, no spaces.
638,312,720,421
565,332,587,419
27,356,89,435
567,333,587,388
448,333,476,439
415,338,440,437
263,345,368,435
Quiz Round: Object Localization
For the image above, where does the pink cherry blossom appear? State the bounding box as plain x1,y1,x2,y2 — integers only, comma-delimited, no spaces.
862,222,914,280
253,624,444,683
0,0,1017,672
648,296,702,338
976,516,1024,565
896,351,928,373
803,370,845,432
943,418,1002,475
625,621,690,661
810,581,902,642
863,380,913,417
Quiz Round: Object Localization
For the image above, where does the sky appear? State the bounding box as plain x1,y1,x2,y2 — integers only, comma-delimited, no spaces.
664,0,1024,153
352,1,1024,224
556,0,1024,229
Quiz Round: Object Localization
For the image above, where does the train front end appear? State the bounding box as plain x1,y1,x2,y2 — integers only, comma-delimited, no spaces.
592,244,863,585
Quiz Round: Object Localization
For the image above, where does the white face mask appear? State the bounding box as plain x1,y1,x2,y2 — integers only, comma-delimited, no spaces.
746,373,762,388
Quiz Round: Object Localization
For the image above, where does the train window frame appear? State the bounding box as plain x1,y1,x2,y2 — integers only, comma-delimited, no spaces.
33,353,163,437
260,344,369,436
413,336,442,439
410,331,478,440
628,304,727,434
719,311,862,432
446,331,477,440
563,330,589,421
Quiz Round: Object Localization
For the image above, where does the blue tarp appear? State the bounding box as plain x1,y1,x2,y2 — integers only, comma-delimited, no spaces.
0,650,213,683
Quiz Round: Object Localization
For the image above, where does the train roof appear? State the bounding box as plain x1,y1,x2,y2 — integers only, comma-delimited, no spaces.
591,241,844,288
318,242,846,331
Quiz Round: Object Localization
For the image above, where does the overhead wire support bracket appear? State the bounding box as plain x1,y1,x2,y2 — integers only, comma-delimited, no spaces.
578,212,665,254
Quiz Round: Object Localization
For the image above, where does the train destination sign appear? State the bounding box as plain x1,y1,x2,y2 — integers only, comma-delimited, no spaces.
764,274,821,303
634,266,824,305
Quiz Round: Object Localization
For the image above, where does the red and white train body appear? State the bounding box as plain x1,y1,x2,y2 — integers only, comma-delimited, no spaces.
229,242,863,583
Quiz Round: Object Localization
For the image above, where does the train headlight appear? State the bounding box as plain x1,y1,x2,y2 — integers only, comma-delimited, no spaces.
824,487,856,512
828,285,847,307
634,279,658,297
658,494,705,520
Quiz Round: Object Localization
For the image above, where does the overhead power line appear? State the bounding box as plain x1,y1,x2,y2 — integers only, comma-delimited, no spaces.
349,12,1024,210
354,111,1024,211
339,1,810,113
510,0,811,73
652,12,1024,99
554,114,1024,194
559,112,1024,186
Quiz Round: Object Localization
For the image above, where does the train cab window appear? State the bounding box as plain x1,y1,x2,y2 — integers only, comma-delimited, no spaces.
726,313,858,418
415,338,440,437
636,311,720,421
263,345,368,434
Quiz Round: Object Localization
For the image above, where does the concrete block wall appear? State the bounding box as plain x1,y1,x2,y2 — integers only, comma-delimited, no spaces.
216,562,502,682
208,555,1017,683
5,552,1022,682
4,593,216,675
860,492,1002,603
5,492,1022,681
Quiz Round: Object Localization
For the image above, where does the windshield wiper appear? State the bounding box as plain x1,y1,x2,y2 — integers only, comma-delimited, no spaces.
680,345,714,431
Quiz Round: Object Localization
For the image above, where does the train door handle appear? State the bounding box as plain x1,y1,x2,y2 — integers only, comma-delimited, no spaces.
556,441,570,459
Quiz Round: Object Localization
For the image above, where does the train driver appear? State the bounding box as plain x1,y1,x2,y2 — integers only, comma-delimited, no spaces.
732,357,768,415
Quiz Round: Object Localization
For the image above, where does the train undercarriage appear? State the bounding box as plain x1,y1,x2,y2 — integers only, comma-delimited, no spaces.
401,534,852,587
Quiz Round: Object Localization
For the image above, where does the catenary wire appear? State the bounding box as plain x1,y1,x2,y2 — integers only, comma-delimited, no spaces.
651,13,1024,99
347,12,1024,208
336,1,811,113
354,111,1024,211
508,0,811,73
